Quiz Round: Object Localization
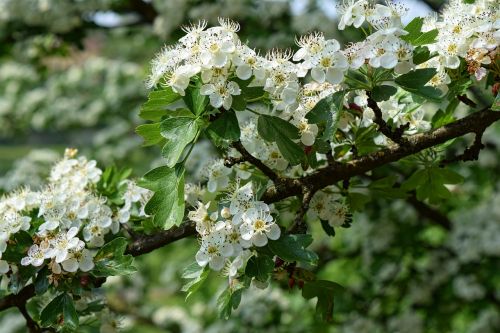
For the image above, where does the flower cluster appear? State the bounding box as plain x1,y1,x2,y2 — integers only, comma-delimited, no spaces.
0,149,151,279
424,0,500,82
188,182,280,272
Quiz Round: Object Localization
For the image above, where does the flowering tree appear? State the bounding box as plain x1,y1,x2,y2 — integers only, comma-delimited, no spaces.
1,0,499,332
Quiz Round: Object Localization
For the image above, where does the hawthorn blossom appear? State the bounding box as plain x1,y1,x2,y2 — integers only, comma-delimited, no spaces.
240,207,280,247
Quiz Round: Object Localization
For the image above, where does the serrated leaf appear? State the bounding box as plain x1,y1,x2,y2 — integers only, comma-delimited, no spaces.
257,115,304,165
139,165,185,229
302,280,344,322
183,79,208,116
412,46,433,65
268,234,318,265
140,87,181,121
206,110,241,147
181,263,209,300
40,293,79,329
401,17,424,43
160,117,199,167
395,68,437,88
93,238,136,277
245,255,274,282
413,29,438,46
135,123,163,147
371,85,397,102
306,90,345,141
217,281,248,319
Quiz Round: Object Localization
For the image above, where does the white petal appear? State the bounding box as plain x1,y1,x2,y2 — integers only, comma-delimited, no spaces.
200,84,215,95
311,67,326,83
195,250,210,267
236,65,252,80
220,243,234,257
326,68,344,84
62,259,79,272
0,260,9,273
210,94,223,108
240,223,253,240
213,52,227,67
379,53,398,69
267,223,281,240
222,95,233,110
209,256,225,271
252,233,268,247
207,179,218,193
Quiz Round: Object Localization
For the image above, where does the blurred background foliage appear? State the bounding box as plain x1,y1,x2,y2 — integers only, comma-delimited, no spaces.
1,0,500,332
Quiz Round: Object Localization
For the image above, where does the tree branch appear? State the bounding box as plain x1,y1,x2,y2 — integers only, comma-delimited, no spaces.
366,92,409,144
262,108,500,203
229,141,280,182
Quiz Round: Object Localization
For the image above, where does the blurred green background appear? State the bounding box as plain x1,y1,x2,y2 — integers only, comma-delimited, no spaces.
2,1,500,332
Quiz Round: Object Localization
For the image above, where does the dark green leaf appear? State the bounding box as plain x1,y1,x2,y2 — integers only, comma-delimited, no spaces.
217,280,248,319
320,220,336,237
401,17,424,43
371,85,397,102
40,293,79,329
93,238,136,277
139,165,185,229
412,46,433,65
231,94,247,111
257,115,304,165
413,29,438,46
1,231,32,262
395,68,437,88
268,234,318,265
306,90,345,140
302,280,344,322
245,255,274,282
183,79,208,116
206,110,241,147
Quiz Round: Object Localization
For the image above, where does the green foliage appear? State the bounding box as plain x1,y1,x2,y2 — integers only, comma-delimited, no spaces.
245,254,275,282
493,93,500,111
93,238,136,277
181,262,210,300
160,115,199,167
401,17,438,46
139,165,185,230
257,115,304,165
183,79,208,116
403,167,464,203
268,234,319,265
135,123,164,147
395,68,442,101
96,166,132,205
140,87,181,121
206,110,241,147
217,278,250,319
306,90,345,141
302,280,344,322
412,46,434,65
371,85,397,102
40,293,78,330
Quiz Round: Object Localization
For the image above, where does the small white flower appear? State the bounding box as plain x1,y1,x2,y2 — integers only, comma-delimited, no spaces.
240,207,280,247
195,231,233,271
47,227,81,263
200,80,241,110
21,244,48,267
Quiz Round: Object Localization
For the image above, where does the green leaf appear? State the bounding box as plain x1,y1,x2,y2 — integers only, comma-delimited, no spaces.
140,87,181,121
268,234,318,265
34,267,50,295
160,117,199,167
135,123,164,147
181,263,210,300
40,293,79,329
403,167,463,203
306,91,345,140
257,115,304,165
412,46,433,65
320,220,336,237
371,85,397,102
401,17,424,43
245,255,274,282
139,165,185,229
347,192,370,212
217,279,249,319
183,79,208,116
206,110,241,147
302,280,344,322
413,29,438,46
1,231,32,262
231,94,247,111
93,238,136,277
395,68,437,88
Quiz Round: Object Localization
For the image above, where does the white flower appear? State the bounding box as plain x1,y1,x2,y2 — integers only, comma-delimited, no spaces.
203,159,232,192
200,80,241,110
234,44,266,80
240,207,280,247
21,243,48,267
195,231,233,271
46,227,81,263
0,260,9,274
188,201,218,235
61,248,94,272
167,65,199,96
338,0,369,30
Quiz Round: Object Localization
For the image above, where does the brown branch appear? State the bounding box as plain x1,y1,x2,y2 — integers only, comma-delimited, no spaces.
287,187,314,235
440,130,485,165
230,141,280,182
262,108,500,204
17,303,42,333
407,194,452,230
457,94,477,108
366,92,409,144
